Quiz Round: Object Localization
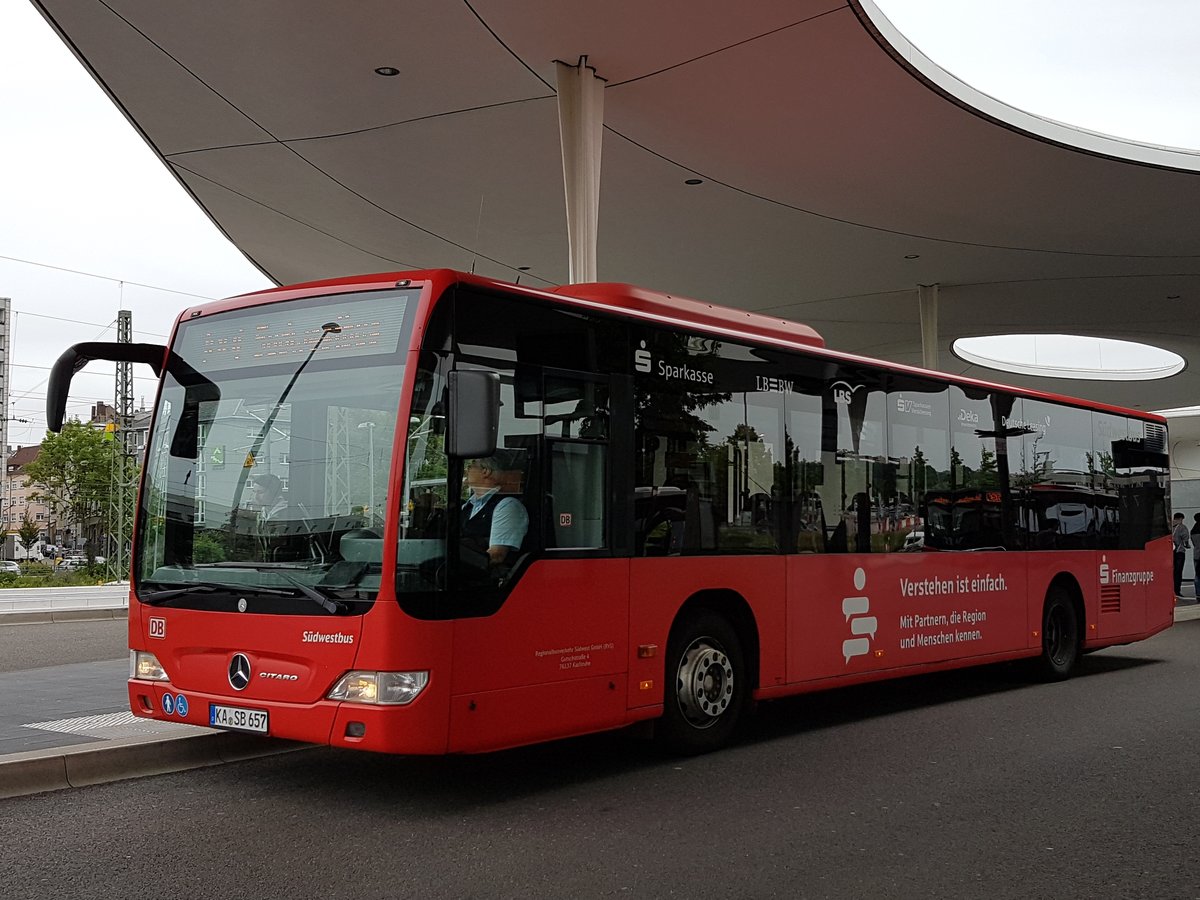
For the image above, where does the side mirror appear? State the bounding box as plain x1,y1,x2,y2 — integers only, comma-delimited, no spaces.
447,370,499,458
47,342,168,432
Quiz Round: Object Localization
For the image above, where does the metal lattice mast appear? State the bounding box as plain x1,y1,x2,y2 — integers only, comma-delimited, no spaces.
109,309,136,578
116,309,133,441
0,299,10,558
327,407,353,513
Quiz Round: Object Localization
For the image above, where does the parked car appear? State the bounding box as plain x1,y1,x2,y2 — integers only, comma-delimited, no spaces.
56,556,89,571
0,560,20,574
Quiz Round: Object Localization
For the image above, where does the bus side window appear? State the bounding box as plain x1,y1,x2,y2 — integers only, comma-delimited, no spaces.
547,440,606,550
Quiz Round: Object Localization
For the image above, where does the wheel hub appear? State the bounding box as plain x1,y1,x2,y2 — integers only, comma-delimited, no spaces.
676,638,735,728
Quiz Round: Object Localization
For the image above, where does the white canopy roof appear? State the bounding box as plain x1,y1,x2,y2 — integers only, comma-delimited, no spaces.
31,0,1200,409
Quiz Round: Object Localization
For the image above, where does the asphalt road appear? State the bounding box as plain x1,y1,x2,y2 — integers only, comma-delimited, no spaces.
3,621,1198,899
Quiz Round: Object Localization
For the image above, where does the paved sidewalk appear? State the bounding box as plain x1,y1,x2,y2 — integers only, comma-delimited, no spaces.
0,655,301,799
0,658,194,758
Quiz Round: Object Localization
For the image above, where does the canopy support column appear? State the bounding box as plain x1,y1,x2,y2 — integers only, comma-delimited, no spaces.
918,282,940,371
556,56,605,284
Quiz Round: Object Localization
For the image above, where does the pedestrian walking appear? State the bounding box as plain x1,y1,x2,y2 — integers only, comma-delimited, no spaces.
1190,513,1200,601
1172,512,1189,598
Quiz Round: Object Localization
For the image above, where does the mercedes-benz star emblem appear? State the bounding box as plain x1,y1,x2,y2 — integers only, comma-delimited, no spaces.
237,597,248,613
228,653,252,691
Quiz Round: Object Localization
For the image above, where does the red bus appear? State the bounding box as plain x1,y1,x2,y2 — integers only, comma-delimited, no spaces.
48,270,1173,754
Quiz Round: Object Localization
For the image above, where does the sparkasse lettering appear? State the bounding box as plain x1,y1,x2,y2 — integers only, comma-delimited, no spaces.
656,359,714,385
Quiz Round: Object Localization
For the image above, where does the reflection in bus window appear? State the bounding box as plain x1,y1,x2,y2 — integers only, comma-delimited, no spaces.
820,365,893,553
633,330,785,555
783,361,826,553
888,375,951,553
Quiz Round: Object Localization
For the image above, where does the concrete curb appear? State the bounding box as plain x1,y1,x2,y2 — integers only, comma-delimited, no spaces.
1174,603,1200,622
0,730,309,800
0,608,127,626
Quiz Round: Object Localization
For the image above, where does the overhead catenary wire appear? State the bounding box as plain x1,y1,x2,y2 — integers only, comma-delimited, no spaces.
12,309,167,339
0,252,224,303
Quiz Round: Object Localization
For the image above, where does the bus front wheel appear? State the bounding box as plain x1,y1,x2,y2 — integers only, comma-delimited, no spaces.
659,610,748,754
1037,587,1080,681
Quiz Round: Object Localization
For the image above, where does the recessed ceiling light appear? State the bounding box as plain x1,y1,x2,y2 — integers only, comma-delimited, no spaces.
904,254,920,259
684,178,703,185
374,66,400,77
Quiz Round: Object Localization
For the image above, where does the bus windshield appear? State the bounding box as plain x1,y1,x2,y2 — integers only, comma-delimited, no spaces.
136,288,417,613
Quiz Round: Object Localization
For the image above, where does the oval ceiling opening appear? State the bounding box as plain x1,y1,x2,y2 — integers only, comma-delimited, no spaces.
952,334,1185,381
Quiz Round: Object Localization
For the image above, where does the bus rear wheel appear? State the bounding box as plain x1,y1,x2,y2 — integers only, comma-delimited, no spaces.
659,610,747,754
1037,587,1080,681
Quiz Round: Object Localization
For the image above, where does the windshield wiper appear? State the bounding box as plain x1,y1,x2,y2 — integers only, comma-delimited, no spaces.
276,573,348,615
141,584,220,605
140,582,295,605
195,561,329,570
228,321,344,525
141,575,346,614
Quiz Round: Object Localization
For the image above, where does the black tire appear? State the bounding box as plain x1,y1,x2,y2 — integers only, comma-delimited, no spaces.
1037,587,1080,681
658,609,748,755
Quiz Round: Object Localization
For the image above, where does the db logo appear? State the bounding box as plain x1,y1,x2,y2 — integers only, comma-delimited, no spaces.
149,617,166,639
559,513,573,527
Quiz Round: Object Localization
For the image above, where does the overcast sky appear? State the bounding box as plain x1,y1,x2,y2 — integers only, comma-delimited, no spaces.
1,0,1198,444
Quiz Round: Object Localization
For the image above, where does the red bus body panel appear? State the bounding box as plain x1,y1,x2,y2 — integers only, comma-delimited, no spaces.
129,538,1173,753
447,559,630,752
785,552,1031,682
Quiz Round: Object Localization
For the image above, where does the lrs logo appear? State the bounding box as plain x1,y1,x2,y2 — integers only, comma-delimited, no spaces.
831,381,863,406
149,617,166,639
842,567,877,664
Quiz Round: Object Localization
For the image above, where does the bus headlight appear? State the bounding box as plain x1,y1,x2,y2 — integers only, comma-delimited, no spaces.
130,650,169,681
327,671,429,705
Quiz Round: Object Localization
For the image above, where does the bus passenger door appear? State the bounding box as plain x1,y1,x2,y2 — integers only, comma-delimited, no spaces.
448,370,632,752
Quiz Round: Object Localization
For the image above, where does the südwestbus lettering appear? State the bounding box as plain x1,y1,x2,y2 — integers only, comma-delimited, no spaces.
302,631,355,644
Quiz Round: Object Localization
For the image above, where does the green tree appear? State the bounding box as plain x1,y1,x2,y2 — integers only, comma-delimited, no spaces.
17,515,41,561
977,447,999,487
911,446,927,497
23,420,127,551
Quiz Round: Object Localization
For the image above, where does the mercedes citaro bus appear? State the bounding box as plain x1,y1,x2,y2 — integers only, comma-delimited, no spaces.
48,270,1173,754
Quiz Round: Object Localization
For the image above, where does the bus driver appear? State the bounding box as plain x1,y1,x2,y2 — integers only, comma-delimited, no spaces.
251,473,289,521
462,454,529,568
